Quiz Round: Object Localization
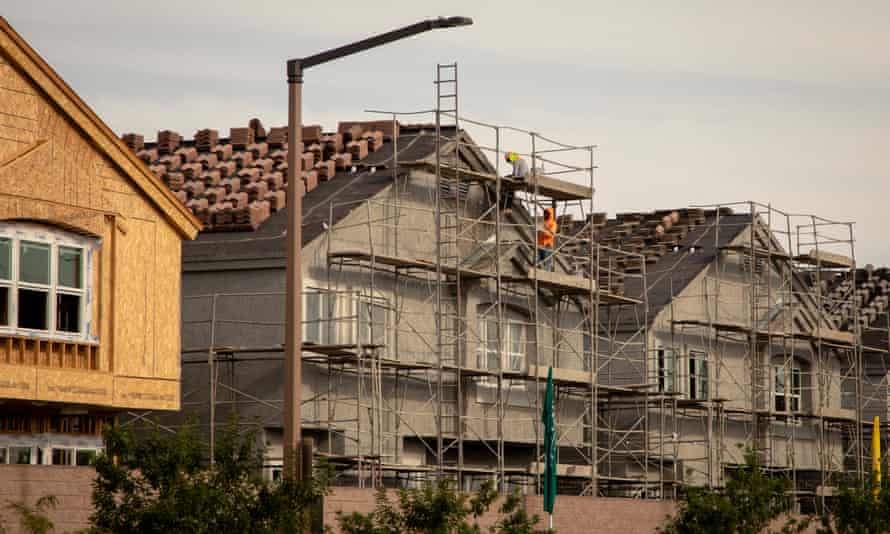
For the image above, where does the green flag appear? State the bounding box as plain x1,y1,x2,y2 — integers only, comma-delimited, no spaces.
542,366,557,514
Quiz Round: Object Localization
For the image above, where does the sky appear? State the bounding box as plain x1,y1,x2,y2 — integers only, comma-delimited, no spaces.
5,1,889,264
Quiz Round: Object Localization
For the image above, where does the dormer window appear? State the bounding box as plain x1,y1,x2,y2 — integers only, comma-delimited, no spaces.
0,223,96,342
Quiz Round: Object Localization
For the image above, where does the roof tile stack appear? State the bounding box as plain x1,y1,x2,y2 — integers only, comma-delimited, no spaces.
824,266,890,331
230,128,254,150
248,118,266,138
267,127,287,148
195,129,219,152
561,207,729,295
157,130,183,155
338,120,399,141
125,119,392,232
122,133,144,152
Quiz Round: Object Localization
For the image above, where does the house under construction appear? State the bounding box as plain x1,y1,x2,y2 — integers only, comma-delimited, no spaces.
121,64,880,510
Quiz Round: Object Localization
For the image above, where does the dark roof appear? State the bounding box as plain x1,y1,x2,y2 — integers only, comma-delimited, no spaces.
635,213,749,319
558,208,749,325
178,126,446,266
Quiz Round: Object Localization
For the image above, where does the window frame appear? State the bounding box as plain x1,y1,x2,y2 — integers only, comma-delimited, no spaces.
774,363,802,414
0,223,96,342
357,297,388,349
302,289,337,346
657,347,676,393
302,290,391,350
688,350,709,400
478,317,526,373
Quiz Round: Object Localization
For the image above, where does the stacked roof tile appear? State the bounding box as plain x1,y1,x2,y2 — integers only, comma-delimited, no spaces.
821,266,890,331
559,207,731,295
125,118,393,231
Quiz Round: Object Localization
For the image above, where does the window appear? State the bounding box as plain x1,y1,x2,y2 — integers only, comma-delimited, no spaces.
75,449,97,466
0,447,6,464
303,291,336,345
18,241,50,330
774,364,801,413
479,317,525,372
0,224,93,340
358,300,387,347
51,448,73,466
688,350,708,400
0,238,9,326
657,348,675,393
10,446,31,464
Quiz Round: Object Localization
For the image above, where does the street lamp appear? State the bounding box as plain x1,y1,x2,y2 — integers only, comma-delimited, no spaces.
284,16,473,479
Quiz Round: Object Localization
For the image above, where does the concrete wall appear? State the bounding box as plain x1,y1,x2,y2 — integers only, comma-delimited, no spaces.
645,226,849,488
175,167,597,480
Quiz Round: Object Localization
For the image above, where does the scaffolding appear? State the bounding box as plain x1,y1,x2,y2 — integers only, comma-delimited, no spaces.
655,201,863,510
124,66,874,507
310,62,659,495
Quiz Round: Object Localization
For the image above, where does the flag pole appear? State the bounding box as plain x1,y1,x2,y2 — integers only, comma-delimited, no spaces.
873,415,881,501
542,367,556,531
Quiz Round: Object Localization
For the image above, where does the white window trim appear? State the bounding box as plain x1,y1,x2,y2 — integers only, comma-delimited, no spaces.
477,318,526,374
475,315,531,406
302,289,341,346
0,436,103,466
356,296,389,349
302,289,390,350
0,222,97,343
773,364,802,414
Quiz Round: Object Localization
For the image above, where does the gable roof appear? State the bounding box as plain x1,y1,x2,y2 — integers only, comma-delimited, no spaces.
577,208,841,334
557,208,748,322
0,17,200,240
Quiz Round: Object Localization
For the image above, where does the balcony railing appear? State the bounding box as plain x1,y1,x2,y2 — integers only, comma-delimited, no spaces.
0,333,99,370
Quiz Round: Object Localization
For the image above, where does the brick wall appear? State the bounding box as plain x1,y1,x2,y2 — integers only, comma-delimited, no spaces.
324,487,677,534
0,465,94,534
0,472,817,533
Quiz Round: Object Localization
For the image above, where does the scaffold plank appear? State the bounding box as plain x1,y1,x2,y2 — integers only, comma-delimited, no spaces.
794,249,855,269
402,161,592,201
719,244,791,260
671,319,855,346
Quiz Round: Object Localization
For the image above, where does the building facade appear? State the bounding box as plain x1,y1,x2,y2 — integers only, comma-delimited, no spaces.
0,18,200,466
126,77,864,506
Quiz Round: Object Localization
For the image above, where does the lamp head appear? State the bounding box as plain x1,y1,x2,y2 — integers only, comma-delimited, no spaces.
430,16,474,29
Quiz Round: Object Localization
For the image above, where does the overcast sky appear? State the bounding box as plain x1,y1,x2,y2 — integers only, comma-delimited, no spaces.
6,1,889,264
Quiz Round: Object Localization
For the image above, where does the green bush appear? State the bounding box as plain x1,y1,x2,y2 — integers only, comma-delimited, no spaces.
659,449,807,534
89,415,326,534
335,478,546,534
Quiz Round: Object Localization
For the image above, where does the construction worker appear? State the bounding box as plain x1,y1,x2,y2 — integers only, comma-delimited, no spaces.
538,207,557,270
500,151,528,215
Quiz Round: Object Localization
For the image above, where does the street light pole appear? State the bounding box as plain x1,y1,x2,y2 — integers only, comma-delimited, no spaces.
284,16,473,480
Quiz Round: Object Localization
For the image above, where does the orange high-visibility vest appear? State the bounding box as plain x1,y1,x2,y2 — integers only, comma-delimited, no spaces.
538,216,557,248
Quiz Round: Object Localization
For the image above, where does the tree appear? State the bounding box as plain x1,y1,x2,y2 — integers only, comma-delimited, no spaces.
89,415,327,534
334,478,546,534
659,449,808,534
817,464,890,534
